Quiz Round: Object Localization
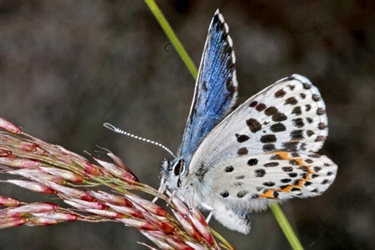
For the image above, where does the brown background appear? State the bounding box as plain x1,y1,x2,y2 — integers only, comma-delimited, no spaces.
1,0,374,249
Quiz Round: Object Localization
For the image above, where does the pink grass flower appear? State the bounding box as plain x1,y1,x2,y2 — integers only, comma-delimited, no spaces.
0,217,28,229
0,196,20,207
5,180,56,194
0,118,22,134
0,118,232,249
30,211,78,221
0,158,41,169
1,202,58,216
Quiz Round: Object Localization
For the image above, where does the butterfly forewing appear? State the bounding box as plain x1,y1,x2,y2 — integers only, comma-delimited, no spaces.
179,10,238,162
189,74,329,168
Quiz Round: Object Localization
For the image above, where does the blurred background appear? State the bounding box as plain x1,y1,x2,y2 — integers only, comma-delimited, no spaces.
0,0,374,249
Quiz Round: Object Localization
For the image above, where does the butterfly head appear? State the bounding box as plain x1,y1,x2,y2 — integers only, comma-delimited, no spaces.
161,157,188,190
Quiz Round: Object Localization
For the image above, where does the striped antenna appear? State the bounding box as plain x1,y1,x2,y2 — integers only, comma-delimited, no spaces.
103,123,175,158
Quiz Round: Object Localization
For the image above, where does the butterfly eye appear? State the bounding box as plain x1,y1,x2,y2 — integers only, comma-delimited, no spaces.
173,159,185,176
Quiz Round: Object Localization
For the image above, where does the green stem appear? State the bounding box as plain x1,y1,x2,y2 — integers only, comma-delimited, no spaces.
145,1,304,249
145,0,198,79
270,203,304,250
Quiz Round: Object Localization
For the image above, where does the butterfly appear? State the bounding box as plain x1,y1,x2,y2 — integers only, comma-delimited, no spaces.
158,10,338,234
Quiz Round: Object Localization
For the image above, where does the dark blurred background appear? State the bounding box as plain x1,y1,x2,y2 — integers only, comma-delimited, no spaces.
0,0,374,249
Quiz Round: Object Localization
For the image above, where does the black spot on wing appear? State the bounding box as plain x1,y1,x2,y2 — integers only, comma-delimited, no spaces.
255,169,266,177
272,112,287,122
289,173,298,178
298,166,309,172
270,154,283,160
275,89,286,98
263,144,276,152
256,103,267,112
289,159,299,165
273,191,279,198
195,164,208,182
312,94,321,102
318,122,327,130
309,154,320,158
265,106,278,116
235,134,250,143
202,81,208,92
306,130,315,137
283,141,299,151
305,159,314,164
270,123,286,133
224,166,234,172
260,134,277,143
263,181,275,187
249,101,258,107
264,162,279,167
285,97,298,105
282,167,293,172
317,108,326,115
316,135,326,143
220,191,229,198
281,178,291,183
287,84,295,90
246,118,262,133
291,152,300,157
237,147,248,155
292,118,304,128
314,167,322,172
303,83,311,89
304,181,312,186
290,130,304,140
237,190,248,198
248,158,258,166
292,106,302,116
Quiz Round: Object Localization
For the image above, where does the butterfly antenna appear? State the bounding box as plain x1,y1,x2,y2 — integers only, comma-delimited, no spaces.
103,123,175,157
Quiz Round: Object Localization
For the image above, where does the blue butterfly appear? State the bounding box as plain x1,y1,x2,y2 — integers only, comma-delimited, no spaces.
158,10,337,234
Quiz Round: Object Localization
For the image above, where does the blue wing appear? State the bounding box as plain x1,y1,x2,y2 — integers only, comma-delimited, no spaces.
178,10,238,163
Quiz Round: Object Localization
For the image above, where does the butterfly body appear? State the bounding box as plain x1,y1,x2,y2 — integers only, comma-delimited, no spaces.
160,10,337,234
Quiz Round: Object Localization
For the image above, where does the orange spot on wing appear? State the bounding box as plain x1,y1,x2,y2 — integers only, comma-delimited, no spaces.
257,151,315,199
259,190,275,199
276,151,289,160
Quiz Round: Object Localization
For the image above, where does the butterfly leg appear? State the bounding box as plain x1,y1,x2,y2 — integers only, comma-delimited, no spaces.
152,176,166,203
206,210,214,223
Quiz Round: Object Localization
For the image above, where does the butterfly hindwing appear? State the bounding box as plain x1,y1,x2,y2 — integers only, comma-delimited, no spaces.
204,152,337,202
196,151,337,234
179,10,238,162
